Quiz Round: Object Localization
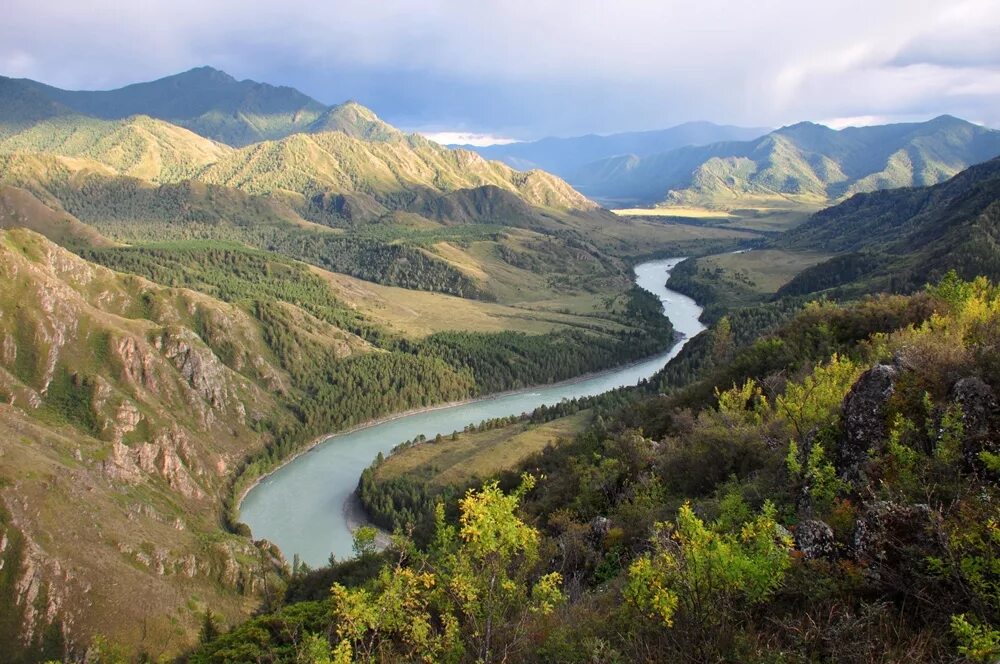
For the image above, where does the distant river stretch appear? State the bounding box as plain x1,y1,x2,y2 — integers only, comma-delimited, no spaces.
241,258,705,565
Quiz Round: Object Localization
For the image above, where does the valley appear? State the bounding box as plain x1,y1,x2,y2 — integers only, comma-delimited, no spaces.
1,59,1000,664
241,257,704,565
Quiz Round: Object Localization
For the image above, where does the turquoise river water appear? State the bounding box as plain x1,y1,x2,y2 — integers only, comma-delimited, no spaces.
241,258,705,565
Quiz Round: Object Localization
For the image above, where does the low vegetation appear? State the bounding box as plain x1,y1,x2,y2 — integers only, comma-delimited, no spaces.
194,274,1000,662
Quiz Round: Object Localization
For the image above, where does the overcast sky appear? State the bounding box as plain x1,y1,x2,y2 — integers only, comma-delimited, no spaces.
3,0,999,140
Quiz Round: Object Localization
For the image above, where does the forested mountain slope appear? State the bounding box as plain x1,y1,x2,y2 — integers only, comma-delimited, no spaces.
12,67,329,146
776,156,1000,297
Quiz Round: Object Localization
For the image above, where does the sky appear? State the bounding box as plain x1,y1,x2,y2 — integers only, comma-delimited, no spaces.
2,0,1000,142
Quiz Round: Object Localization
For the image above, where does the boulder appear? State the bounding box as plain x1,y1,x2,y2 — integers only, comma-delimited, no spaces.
852,502,940,590
795,519,835,560
839,364,897,477
951,377,999,466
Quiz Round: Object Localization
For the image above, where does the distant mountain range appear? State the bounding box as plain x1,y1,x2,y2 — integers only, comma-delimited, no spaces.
464,122,769,179
0,68,600,235
8,68,997,215
570,115,1000,208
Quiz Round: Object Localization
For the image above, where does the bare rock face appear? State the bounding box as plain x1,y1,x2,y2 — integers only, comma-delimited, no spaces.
839,365,897,477
161,329,229,409
115,336,159,392
1,516,74,649
951,377,999,466
101,428,204,499
795,519,835,560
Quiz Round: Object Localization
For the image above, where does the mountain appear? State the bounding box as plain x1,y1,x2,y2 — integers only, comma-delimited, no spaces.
466,122,769,178
775,156,1000,296
197,130,596,216
573,115,1000,208
306,101,402,141
0,77,75,138
12,66,329,146
0,114,232,182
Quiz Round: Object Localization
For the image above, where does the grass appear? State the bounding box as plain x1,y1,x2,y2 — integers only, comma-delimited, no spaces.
313,268,627,337
613,203,820,233
612,207,738,219
670,248,833,321
375,411,593,487
698,249,833,295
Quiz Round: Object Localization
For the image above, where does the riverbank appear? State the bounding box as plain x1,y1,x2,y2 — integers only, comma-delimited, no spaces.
236,331,684,511
241,258,705,564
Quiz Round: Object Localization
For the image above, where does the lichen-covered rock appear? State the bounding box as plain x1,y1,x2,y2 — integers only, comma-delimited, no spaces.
852,502,940,590
951,377,999,466
839,364,897,477
795,519,835,560
589,516,610,542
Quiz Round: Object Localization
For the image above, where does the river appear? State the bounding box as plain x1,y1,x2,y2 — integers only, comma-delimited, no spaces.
240,258,705,565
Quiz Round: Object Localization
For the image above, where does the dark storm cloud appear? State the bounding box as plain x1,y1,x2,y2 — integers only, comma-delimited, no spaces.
3,0,1000,137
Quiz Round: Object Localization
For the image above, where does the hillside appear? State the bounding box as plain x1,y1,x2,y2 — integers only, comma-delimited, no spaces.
0,114,232,182
0,228,308,658
573,115,1000,208
775,156,1000,297
196,264,1000,663
197,130,596,216
0,77,76,138
0,184,113,247
0,225,685,659
467,122,769,178
14,67,329,146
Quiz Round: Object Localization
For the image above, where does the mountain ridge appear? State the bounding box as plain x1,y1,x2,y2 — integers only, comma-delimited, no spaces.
466,121,770,179
572,115,1000,208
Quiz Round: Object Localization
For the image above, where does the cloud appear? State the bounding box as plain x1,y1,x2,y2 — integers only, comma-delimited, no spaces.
2,0,999,135
420,132,520,147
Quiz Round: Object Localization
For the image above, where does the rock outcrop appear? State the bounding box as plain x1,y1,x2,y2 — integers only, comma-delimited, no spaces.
951,377,999,467
852,501,941,592
839,364,897,479
795,519,836,560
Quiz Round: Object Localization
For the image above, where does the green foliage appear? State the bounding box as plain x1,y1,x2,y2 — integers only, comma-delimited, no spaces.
952,614,1000,662
199,610,222,645
625,502,791,631
774,353,862,442
329,477,563,663
42,364,99,435
351,527,377,559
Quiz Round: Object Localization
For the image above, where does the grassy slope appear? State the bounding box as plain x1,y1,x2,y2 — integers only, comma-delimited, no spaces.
374,411,593,489
0,228,311,657
314,268,628,337
0,115,232,182
667,249,831,322
0,184,114,248
197,130,595,212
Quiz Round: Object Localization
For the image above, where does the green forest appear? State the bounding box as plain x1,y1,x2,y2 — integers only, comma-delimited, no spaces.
4,58,1000,664
172,274,1000,663
186,274,1000,663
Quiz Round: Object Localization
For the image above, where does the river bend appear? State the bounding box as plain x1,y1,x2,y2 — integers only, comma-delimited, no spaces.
241,258,705,565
